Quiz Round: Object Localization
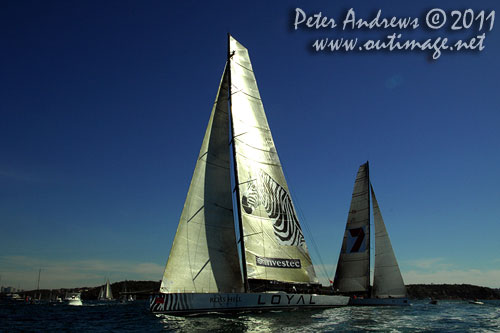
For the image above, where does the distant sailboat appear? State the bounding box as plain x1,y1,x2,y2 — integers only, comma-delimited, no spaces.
149,35,349,315
98,279,114,301
333,162,409,306
120,281,135,303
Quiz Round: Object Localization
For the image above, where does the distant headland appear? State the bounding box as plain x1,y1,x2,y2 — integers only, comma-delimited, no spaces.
406,284,500,300
2,281,499,301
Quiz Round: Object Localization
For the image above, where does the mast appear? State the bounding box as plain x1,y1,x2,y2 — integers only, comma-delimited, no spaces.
228,33,249,293
36,268,41,299
366,160,371,295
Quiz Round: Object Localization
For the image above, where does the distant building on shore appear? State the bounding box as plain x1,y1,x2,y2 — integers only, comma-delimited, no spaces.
1,286,23,293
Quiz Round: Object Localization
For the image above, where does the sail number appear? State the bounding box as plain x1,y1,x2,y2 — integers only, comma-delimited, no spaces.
347,227,366,253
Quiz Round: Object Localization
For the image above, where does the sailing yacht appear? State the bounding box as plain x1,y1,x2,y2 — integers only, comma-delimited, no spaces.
333,162,409,306
120,281,135,303
149,35,349,314
98,279,114,301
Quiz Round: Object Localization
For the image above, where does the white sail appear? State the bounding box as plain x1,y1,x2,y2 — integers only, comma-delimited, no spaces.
333,162,370,293
229,36,318,285
98,286,104,299
160,66,244,293
371,185,406,298
105,279,113,299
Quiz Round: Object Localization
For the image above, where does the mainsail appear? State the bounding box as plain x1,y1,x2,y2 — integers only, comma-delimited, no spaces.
333,162,370,293
229,36,318,284
371,185,406,298
160,65,244,293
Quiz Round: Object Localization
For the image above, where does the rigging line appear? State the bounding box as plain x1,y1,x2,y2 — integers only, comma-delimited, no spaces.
282,169,331,283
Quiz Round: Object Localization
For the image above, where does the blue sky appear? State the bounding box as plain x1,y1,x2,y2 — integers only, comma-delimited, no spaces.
1,0,499,290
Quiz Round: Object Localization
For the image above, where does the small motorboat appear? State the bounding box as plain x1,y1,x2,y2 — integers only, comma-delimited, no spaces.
468,299,484,305
65,292,83,306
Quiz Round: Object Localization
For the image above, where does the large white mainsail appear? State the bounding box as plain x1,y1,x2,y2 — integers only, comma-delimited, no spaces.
229,36,318,285
333,162,370,293
371,184,406,298
160,66,244,293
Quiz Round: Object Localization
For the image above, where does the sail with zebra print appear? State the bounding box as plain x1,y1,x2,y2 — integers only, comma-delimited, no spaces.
229,36,318,286
150,35,349,315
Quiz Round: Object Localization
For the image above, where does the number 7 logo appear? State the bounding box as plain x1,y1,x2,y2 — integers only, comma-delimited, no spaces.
347,227,366,253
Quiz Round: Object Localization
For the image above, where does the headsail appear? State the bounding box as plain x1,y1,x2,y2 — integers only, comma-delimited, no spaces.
160,65,244,293
333,162,370,293
229,36,318,285
371,184,406,298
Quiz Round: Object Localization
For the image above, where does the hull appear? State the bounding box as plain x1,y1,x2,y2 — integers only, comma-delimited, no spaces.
348,297,409,306
67,299,83,306
65,293,82,306
150,292,349,315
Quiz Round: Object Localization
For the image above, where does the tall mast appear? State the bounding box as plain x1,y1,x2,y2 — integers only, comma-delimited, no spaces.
227,33,249,292
37,268,41,299
366,161,371,295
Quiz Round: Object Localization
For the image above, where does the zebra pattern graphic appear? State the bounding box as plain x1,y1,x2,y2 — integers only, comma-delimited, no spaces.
150,293,191,312
241,169,305,247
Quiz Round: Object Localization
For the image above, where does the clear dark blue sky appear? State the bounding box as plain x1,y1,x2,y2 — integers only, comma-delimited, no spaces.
1,0,499,289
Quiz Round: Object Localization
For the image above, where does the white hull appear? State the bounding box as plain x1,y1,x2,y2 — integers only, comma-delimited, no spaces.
349,297,409,306
150,292,349,315
65,293,83,306
67,299,83,306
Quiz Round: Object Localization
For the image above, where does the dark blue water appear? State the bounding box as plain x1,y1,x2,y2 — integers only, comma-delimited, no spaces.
1,300,499,332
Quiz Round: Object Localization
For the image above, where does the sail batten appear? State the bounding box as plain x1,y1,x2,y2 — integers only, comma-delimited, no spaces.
229,36,318,285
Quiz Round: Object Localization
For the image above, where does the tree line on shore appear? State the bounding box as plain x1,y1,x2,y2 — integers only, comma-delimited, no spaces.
3,281,500,300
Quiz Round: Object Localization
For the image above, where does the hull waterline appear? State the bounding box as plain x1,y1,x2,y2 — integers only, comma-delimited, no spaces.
348,297,410,306
150,292,349,315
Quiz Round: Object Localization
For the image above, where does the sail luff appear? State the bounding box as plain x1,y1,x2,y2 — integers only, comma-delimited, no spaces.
229,36,318,285
159,63,244,294
228,33,249,293
371,184,406,298
333,162,370,293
